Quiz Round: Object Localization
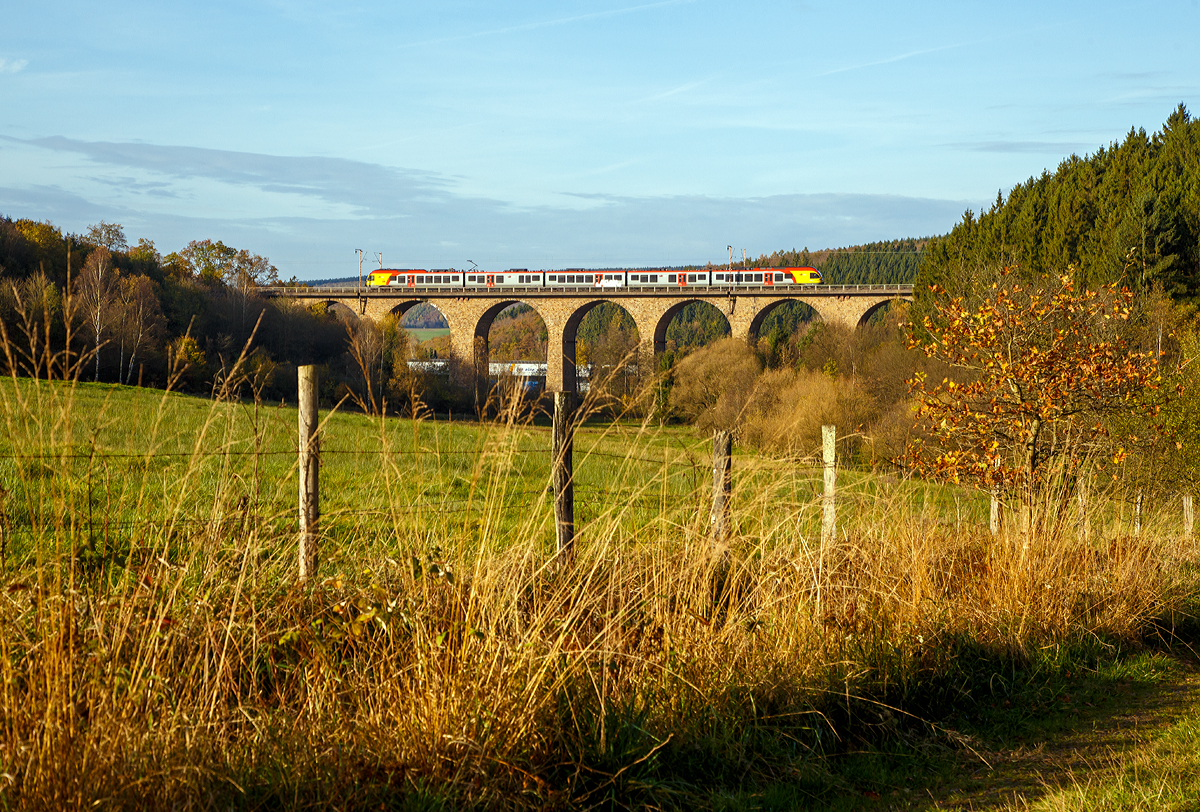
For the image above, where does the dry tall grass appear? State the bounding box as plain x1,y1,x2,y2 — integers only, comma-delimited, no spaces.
0,358,1195,808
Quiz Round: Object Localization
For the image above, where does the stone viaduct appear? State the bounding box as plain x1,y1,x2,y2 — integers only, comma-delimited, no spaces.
261,284,913,402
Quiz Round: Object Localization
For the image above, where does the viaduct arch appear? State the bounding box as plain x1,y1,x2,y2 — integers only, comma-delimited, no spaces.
269,286,912,402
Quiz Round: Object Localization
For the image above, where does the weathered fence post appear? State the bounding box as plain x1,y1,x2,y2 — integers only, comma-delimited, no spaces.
552,391,575,563
1078,480,1091,542
1185,494,1194,540
989,457,1003,537
822,425,836,545
298,365,320,581
1134,491,1143,538
710,430,732,546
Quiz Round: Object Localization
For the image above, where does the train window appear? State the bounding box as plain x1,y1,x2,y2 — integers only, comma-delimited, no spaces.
668,274,677,283
497,275,504,284
453,276,460,282
755,273,762,282
810,272,820,280
775,273,783,282
688,274,696,283
715,274,723,281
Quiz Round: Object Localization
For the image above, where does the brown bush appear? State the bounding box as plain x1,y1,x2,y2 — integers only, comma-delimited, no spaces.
668,337,762,431
739,367,879,457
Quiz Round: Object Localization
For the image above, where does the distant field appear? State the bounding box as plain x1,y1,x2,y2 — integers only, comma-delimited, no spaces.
405,326,450,342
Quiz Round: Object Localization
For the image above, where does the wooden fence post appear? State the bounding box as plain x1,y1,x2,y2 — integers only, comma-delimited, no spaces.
298,365,320,581
552,391,575,563
822,425,836,545
710,430,732,546
1134,491,1143,538
1078,481,1091,542
1185,494,1194,540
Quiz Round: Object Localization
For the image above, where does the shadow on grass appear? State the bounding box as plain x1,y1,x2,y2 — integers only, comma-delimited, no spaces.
708,628,1200,811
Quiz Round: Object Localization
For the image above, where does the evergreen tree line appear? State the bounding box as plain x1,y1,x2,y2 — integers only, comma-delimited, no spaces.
750,238,928,284
917,105,1200,300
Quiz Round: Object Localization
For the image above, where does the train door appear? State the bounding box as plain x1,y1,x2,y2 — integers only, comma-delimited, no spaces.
406,274,415,287
680,273,688,287
765,271,774,286
486,274,495,287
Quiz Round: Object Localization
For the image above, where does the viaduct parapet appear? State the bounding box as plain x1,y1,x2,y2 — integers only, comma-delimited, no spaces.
260,284,913,402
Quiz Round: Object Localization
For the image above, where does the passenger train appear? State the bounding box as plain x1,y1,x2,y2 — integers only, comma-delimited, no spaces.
364,266,823,289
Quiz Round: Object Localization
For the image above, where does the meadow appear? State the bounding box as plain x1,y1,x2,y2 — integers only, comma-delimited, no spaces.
0,373,1197,810
404,327,451,344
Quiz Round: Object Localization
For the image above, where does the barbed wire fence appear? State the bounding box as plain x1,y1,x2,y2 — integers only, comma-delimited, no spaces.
0,366,850,576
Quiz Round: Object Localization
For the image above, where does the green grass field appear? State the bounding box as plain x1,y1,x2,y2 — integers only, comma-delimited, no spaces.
0,377,987,574
404,326,450,343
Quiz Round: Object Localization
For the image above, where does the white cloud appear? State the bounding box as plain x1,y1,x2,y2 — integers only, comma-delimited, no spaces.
0,135,971,276
0,58,28,74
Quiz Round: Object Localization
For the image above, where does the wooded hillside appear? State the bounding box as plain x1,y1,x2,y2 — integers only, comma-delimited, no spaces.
918,105,1200,299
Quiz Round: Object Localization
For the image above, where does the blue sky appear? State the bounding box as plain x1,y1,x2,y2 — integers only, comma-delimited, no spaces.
1,1,1197,279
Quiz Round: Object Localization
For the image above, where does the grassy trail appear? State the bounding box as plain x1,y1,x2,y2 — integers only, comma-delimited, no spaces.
803,650,1200,810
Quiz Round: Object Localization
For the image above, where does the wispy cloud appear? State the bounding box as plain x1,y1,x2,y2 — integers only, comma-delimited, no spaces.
0,136,971,273
6,135,454,215
634,78,710,104
397,0,696,49
815,41,972,77
0,58,29,74
946,139,1097,155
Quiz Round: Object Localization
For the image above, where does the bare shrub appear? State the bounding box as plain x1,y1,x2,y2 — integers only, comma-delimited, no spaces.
739,367,878,456
668,337,761,431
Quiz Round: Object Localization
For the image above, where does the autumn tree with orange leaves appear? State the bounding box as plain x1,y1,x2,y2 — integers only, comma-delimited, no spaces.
906,272,1168,506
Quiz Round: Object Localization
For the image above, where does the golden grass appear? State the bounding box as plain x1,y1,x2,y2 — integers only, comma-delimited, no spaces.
0,369,1196,809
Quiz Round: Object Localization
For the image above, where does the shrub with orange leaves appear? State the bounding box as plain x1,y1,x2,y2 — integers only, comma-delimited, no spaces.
905,270,1167,500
